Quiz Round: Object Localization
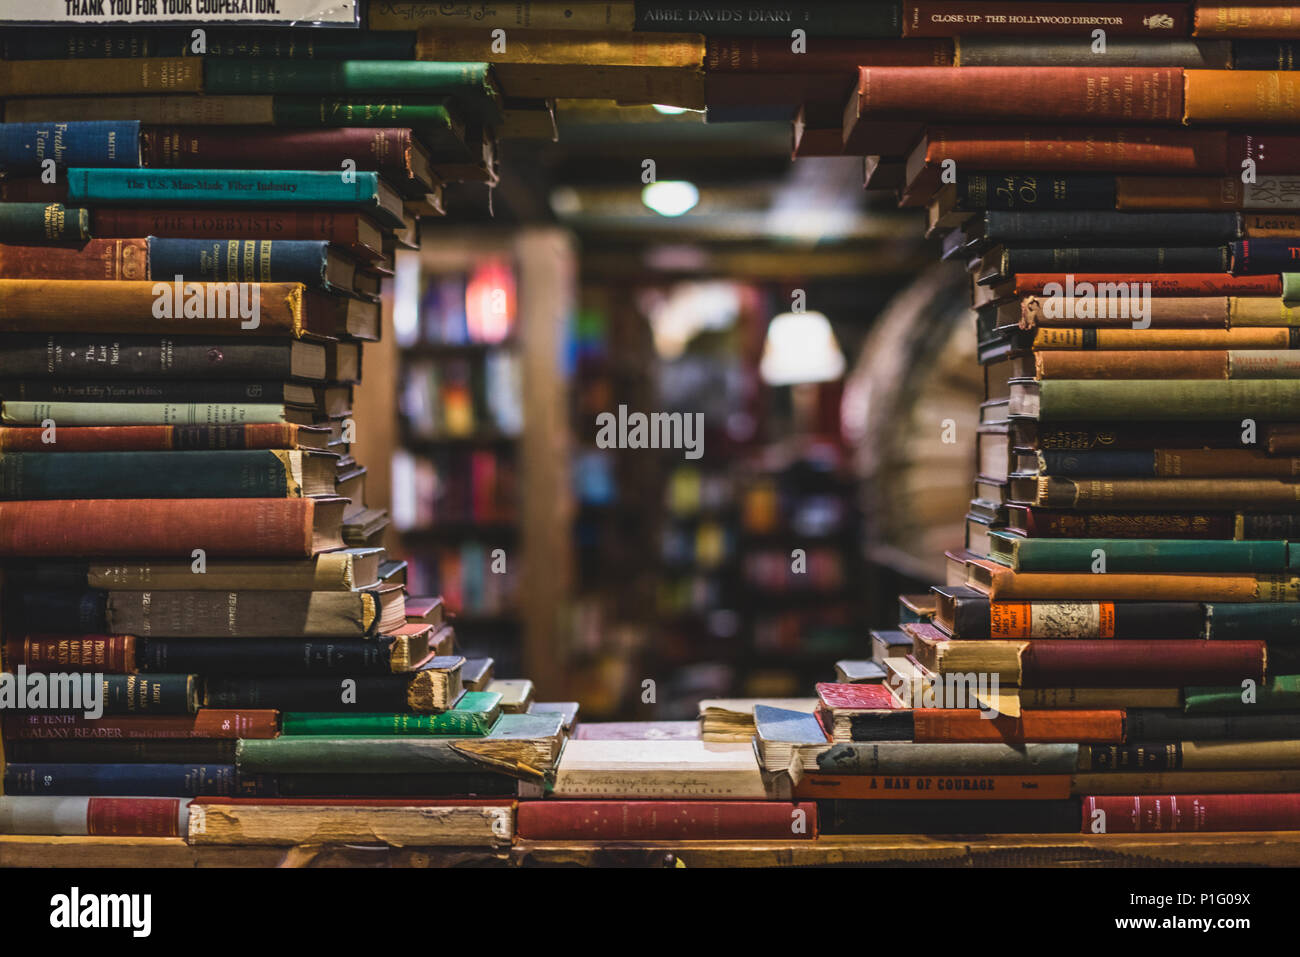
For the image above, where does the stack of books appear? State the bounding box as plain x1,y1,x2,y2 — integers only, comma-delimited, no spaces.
778,1,1300,835
0,33,567,847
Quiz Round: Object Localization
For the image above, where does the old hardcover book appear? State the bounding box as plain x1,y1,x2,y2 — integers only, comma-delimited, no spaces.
633,2,901,36
0,57,201,95
6,740,235,764
1082,740,1300,771
551,739,769,799
2,710,277,740
0,203,91,242
1185,70,1300,123
106,586,403,637
486,678,534,713
187,798,514,846
84,548,382,591
796,773,1073,800
905,2,1190,37
368,2,633,31
0,423,330,452
0,120,141,172
235,712,566,774
1194,4,1300,37
824,798,1080,833
517,800,817,839
1083,793,1300,832
0,796,190,836
698,697,819,741
281,691,503,735
0,238,147,280
954,36,1230,67
816,740,1080,774
987,531,1291,574
3,763,249,797
0,497,346,557
137,635,432,677
754,705,830,771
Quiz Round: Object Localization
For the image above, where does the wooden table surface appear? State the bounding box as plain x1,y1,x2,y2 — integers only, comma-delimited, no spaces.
2,832,1299,867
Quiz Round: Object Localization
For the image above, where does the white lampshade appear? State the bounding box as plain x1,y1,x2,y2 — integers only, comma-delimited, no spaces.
759,310,845,386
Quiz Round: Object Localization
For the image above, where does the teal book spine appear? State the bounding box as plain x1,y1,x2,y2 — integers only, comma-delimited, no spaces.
235,737,485,773
0,202,90,242
281,710,496,736
1205,603,1300,640
995,535,1290,573
204,60,492,96
1184,676,1300,713
0,450,298,499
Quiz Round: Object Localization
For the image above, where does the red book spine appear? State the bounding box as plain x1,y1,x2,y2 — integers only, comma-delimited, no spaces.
10,634,136,673
515,801,818,840
861,67,1183,122
0,498,314,557
1021,508,1237,539
141,126,415,182
913,709,1125,743
926,126,1230,174
0,424,301,452
91,207,362,247
1084,793,1300,833
2,709,279,740
905,1,1191,37
1022,639,1265,687
87,797,188,837
1012,273,1282,296
705,37,953,70
0,239,147,281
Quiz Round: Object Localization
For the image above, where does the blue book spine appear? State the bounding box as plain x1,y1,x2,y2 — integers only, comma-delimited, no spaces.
9,589,105,632
1234,239,1300,276
1039,450,1156,477
0,451,297,499
3,763,243,796
65,168,397,225
147,238,331,286
0,121,139,173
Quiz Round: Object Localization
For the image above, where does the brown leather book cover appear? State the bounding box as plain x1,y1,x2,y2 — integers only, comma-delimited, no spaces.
5,634,137,673
1185,70,1300,123
0,423,312,452
905,1,1191,37
0,57,201,95
974,565,1289,602
1116,175,1243,209
913,708,1125,744
1034,350,1230,378
0,239,147,281
2,710,279,740
1010,272,1281,296
1193,3,1300,37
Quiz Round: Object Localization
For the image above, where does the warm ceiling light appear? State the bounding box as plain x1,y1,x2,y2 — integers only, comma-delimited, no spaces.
652,104,689,115
641,180,699,217
760,311,846,386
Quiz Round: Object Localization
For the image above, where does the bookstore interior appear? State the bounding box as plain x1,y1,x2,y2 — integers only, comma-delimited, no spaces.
5,0,1300,893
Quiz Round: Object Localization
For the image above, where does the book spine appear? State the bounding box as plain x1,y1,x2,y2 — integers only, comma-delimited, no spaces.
1035,328,1296,350
958,172,1116,211
633,2,901,37
138,638,391,675
3,763,245,797
204,59,491,95
911,709,1124,744
1083,794,1300,832
141,126,415,181
10,634,136,673
1014,272,1279,295
0,796,189,837
859,67,1183,122
107,591,376,639
1,709,279,740
0,203,91,242
1205,601,1300,639
1195,6,1300,38
1008,537,1288,573
280,711,491,734
370,2,631,31
1234,238,1300,275
815,741,1081,774
7,739,236,764
270,772,517,797
1020,509,1237,538
0,58,202,96
0,27,415,59
988,600,1205,638
0,121,141,173
825,798,1080,834
0,334,299,379
0,450,299,499
1006,246,1231,275
1184,675,1300,712
235,737,479,774
517,801,817,839
1,381,306,404
0,423,302,451
906,2,1190,37
1024,421,1251,450
268,97,460,133
1038,449,1162,475
1126,709,1300,739
988,211,1242,244
1022,639,1265,686
1232,40,1300,68
146,239,329,286
1037,379,1300,420
956,37,1230,67
927,128,1229,176
1185,70,1300,122
0,499,315,557
0,239,148,281
98,674,198,714
705,37,952,70
65,168,381,209
0,282,304,336
93,207,361,247
204,678,409,711
795,773,1072,800
1084,740,1300,771
0,403,294,427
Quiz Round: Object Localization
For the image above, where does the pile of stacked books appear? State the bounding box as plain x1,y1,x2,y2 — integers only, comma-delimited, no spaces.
0,32,568,847
777,1,1300,835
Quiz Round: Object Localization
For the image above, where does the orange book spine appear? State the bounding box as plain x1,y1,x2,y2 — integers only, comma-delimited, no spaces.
1034,350,1229,378
1193,3,1300,37
1034,327,1292,349
1184,70,1300,123
912,709,1125,744
0,239,148,281
0,424,303,452
1115,175,1242,209
1245,213,1300,236
981,568,1277,601
794,773,1074,801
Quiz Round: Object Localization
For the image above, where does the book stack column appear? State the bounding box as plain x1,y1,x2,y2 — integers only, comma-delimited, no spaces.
787,2,1300,836
0,35,566,848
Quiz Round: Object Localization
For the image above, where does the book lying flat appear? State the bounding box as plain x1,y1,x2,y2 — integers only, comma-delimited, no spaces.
552,739,769,800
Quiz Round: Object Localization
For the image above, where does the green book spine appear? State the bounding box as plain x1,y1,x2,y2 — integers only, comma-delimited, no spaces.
282,711,495,736
204,60,493,96
1184,675,1300,713
1284,274,1300,305
1205,603,1300,640
1038,379,1300,420
269,97,460,132
995,534,1290,573
0,203,91,242
235,737,483,773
